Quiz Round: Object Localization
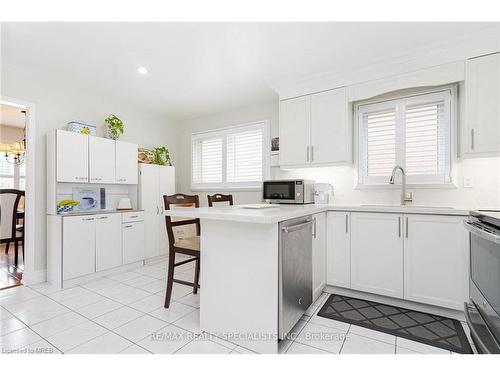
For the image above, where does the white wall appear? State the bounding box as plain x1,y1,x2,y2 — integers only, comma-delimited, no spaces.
1,63,180,272
176,99,279,205
274,157,500,209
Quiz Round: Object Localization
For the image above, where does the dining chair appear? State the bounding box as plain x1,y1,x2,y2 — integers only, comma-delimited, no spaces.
0,189,25,266
163,193,201,308
207,193,233,207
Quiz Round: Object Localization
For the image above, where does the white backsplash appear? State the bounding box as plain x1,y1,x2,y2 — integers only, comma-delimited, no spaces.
273,156,500,209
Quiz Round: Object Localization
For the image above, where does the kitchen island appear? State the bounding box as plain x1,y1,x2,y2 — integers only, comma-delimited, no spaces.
165,204,470,354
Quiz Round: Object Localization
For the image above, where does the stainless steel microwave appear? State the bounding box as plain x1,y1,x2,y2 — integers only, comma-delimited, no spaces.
263,180,315,204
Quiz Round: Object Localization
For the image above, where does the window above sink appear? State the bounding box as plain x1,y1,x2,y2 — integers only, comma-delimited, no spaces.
356,86,457,187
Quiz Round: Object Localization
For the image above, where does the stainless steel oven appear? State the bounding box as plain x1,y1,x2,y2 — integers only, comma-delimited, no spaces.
464,210,500,353
263,180,314,204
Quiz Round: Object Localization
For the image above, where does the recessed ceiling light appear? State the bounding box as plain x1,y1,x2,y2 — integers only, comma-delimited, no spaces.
137,66,148,75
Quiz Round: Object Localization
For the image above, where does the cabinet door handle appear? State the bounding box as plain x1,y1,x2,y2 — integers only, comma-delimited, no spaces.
471,128,475,150
97,216,108,220
124,225,132,228
311,145,314,162
405,217,409,238
398,216,401,238
83,217,94,221
306,146,310,162
160,207,164,214
156,206,159,215
130,215,138,218
313,218,317,238
345,214,348,233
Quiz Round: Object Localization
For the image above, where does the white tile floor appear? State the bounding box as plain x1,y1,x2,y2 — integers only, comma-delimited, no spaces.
0,257,476,354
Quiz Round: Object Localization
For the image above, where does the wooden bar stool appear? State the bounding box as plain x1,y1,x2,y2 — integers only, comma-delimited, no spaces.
207,193,233,207
163,193,201,308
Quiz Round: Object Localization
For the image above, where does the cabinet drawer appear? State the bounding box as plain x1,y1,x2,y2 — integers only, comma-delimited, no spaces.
122,211,144,223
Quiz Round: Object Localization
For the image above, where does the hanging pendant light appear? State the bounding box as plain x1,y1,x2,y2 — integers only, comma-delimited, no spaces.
1,140,25,165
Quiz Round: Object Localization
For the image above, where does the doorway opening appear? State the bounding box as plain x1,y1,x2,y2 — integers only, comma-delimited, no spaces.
0,102,27,289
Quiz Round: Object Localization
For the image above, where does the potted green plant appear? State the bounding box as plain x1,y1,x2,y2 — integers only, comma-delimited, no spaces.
104,114,124,140
154,146,172,166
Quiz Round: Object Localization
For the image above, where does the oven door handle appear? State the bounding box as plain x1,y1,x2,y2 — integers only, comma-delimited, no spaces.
464,220,500,244
464,302,499,354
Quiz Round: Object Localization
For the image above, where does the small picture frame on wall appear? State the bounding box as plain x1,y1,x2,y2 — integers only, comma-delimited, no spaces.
271,137,279,152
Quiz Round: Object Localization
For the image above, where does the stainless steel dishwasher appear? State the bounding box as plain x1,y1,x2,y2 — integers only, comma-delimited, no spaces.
278,215,314,339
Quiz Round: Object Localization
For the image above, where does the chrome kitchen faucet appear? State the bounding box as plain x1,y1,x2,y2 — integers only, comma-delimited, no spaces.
389,166,413,205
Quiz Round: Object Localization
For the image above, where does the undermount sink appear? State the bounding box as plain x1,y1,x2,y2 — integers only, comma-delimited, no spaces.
360,204,454,209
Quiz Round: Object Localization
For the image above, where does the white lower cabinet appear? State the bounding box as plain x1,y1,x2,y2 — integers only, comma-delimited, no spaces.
326,211,469,311
312,212,326,300
95,213,122,272
63,216,96,280
122,221,145,264
326,211,351,288
403,214,469,310
60,212,144,283
350,212,404,299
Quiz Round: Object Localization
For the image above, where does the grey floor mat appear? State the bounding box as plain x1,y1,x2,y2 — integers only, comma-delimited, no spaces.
317,294,472,354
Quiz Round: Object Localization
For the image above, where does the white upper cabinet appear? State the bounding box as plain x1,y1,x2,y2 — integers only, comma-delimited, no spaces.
350,212,403,299
326,211,351,289
279,96,310,166
56,130,89,183
466,52,500,155
51,130,138,186
279,87,350,167
89,136,116,184
403,214,469,310
310,88,350,165
115,141,138,184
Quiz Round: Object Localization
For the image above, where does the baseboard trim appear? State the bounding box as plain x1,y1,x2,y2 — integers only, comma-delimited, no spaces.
22,269,47,286
144,254,168,265
324,285,466,322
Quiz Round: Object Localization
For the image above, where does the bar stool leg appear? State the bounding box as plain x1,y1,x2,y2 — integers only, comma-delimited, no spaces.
14,239,19,266
164,253,175,308
193,257,200,294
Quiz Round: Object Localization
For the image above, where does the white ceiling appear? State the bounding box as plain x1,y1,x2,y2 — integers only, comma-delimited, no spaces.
2,22,500,120
0,103,26,128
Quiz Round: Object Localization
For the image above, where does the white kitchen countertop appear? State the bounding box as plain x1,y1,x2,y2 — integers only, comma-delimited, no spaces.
56,209,144,217
165,204,470,224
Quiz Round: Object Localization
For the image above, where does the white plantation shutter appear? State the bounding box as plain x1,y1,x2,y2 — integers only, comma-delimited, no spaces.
0,158,15,188
227,129,263,183
405,99,449,181
364,108,397,178
191,137,223,184
358,88,453,185
191,121,269,189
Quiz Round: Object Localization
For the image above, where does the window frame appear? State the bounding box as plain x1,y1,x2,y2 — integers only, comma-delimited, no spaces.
355,85,458,188
191,120,270,191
